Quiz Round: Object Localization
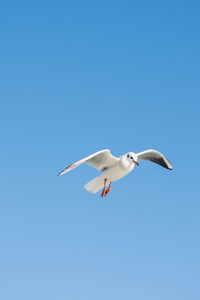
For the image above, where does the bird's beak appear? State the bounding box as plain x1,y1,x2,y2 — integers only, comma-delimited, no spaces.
134,161,139,166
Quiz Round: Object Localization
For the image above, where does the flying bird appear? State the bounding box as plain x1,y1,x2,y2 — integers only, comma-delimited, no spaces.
58,149,172,197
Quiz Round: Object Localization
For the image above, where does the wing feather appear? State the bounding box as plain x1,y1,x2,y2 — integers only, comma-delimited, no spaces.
58,149,119,176
137,149,172,170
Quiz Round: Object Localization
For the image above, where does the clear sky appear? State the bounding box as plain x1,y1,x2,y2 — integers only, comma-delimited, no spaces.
1,1,200,299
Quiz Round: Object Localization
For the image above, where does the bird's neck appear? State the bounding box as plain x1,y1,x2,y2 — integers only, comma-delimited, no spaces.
120,155,134,171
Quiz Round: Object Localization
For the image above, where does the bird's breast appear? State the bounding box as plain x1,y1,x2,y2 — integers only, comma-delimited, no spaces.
104,163,133,182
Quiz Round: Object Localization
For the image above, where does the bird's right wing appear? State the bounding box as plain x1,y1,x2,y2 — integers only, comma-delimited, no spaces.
137,149,173,170
58,149,119,176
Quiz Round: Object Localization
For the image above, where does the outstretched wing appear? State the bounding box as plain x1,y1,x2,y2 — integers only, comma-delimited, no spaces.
137,149,172,170
58,149,119,176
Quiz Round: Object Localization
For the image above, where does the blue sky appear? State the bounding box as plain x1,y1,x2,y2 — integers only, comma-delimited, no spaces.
1,1,200,299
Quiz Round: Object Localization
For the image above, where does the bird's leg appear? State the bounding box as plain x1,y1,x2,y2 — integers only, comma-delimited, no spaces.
101,178,107,197
105,181,112,196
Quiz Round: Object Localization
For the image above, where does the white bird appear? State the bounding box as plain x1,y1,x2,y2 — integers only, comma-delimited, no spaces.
58,149,172,197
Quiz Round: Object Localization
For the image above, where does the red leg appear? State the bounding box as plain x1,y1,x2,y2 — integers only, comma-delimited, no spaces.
101,178,107,197
105,181,112,196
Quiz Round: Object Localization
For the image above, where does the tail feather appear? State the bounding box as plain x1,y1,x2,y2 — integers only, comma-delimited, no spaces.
84,175,108,194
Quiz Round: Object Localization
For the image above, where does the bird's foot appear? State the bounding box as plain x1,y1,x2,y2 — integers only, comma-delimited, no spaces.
101,188,105,197
104,181,112,197
101,178,107,198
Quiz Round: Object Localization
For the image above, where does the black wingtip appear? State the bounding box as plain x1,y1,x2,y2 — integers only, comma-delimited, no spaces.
165,162,173,170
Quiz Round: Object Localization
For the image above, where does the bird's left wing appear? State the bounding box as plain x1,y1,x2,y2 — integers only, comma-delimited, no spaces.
137,149,173,170
58,149,119,176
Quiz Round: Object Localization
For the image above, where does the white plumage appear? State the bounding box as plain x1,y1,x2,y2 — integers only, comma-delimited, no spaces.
58,149,172,196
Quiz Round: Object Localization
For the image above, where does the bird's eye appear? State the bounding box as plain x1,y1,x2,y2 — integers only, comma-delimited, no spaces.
127,154,129,158
130,156,133,159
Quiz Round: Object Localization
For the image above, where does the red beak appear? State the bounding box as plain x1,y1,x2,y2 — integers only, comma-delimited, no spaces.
134,161,139,166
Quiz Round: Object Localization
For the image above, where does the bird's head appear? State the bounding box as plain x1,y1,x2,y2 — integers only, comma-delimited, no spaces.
126,152,139,166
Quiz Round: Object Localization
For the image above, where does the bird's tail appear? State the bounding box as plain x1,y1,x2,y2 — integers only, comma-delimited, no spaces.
84,175,108,194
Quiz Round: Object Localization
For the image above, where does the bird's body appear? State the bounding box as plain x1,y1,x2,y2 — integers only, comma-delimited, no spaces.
58,149,172,197
84,155,135,193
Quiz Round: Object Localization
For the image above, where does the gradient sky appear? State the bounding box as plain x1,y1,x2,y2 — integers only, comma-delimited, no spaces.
1,1,200,299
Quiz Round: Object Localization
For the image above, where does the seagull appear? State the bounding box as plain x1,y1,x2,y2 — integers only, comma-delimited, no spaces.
58,149,172,197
